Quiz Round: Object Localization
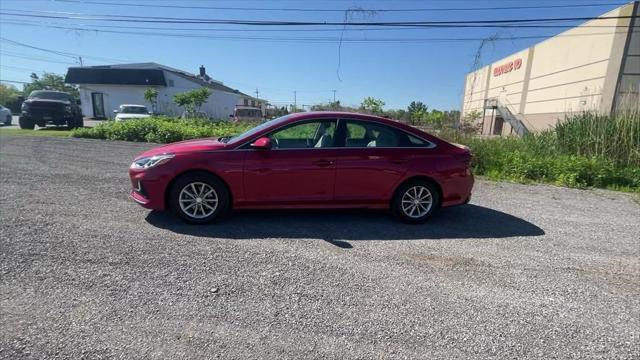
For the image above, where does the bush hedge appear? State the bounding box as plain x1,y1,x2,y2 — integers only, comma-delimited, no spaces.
72,116,254,143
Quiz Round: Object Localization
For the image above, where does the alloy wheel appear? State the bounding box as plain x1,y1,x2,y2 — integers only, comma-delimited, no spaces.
178,182,219,219
401,185,433,219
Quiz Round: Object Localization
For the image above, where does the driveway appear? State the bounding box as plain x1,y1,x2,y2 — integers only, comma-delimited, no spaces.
0,136,638,359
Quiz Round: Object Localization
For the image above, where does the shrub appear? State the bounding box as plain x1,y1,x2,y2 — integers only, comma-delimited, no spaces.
438,126,640,192
71,116,254,143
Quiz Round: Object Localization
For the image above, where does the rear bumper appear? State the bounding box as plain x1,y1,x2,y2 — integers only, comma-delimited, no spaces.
440,170,474,208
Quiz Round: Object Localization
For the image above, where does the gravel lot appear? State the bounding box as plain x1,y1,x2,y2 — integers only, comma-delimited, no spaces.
1,135,638,359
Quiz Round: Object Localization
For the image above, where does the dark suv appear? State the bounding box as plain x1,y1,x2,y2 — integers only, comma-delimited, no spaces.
19,90,83,129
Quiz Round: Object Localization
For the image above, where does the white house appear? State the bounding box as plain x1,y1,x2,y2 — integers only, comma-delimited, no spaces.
65,63,267,119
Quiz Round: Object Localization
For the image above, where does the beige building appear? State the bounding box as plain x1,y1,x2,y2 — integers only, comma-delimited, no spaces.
461,1,639,136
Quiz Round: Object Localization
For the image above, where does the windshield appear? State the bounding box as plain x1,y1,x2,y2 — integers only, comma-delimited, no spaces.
28,91,72,101
227,115,292,144
120,106,148,114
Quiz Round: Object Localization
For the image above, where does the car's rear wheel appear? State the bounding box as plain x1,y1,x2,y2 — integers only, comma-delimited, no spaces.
4,115,11,126
169,172,229,224
391,180,440,224
18,117,34,130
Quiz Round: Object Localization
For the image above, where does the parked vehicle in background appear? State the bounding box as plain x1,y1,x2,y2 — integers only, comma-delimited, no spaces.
181,111,210,120
19,90,83,129
114,104,152,121
129,112,474,224
233,105,264,122
0,105,11,126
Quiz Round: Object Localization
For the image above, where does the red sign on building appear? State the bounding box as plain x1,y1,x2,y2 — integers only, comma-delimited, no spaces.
493,58,522,76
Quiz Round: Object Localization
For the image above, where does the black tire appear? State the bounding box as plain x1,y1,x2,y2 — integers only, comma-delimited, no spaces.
67,116,84,130
391,180,440,224
18,116,35,130
75,116,84,128
4,115,11,126
169,171,230,224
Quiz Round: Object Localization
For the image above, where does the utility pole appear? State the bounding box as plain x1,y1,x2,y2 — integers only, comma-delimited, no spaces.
293,90,297,110
78,56,83,67
332,90,337,103
255,88,259,99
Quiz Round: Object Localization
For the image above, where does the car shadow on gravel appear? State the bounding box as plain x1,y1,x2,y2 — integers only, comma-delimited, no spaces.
145,204,544,243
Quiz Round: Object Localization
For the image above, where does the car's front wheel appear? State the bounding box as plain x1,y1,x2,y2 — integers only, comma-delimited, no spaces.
391,180,440,224
18,116,34,130
169,172,230,224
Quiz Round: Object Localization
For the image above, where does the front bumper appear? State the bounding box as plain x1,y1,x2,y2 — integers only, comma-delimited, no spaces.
21,112,73,124
128,169,170,210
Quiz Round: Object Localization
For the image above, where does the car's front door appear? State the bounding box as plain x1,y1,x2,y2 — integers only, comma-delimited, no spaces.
242,119,339,206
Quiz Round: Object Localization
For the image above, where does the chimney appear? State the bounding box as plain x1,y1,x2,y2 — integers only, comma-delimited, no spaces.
199,65,206,77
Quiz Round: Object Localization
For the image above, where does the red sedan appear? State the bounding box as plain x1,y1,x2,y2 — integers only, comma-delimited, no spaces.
129,112,473,224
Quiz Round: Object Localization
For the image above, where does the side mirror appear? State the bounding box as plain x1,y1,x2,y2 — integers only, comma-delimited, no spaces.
250,137,272,150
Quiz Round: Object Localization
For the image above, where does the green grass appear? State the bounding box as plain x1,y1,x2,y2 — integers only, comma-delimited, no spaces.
440,111,640,192
0,127,74,137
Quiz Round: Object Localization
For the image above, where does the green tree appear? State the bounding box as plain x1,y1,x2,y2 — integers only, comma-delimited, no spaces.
360,97,385,114
407,101,429,125
425,109,445,129
23,73,79,99
0,83,20,105
144,88,159,113
173,87,212,116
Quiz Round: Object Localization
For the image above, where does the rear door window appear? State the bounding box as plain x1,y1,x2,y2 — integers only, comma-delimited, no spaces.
342,120,435,148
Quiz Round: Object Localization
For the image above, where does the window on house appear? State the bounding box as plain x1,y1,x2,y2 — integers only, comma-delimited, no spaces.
243,99,249,106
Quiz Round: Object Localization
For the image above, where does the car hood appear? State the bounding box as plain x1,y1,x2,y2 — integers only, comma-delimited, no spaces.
116,114,151,119
135,138,229,159
25,99,70,105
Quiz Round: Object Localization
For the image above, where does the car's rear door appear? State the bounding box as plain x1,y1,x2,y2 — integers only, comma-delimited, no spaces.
242,119,340,206
332,119,426,206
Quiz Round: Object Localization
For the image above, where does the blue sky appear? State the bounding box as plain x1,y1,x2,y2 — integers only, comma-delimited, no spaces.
0,0,628,110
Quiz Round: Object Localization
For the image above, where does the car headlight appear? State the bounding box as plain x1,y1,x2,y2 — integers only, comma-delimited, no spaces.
130,153,175,169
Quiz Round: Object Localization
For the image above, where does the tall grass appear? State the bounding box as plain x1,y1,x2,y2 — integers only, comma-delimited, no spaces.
439,110,640,192
555,110,640,166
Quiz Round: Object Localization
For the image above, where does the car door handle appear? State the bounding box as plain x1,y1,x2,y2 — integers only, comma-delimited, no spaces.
312,159,334,167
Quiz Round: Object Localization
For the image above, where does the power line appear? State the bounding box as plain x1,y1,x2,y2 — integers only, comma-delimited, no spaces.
3,19,636,33
0,65,46,72
0,21,634,43
1,9,638,26
0,37,132,63
0,79,30,84
50,0,626,13
0,51,78,65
